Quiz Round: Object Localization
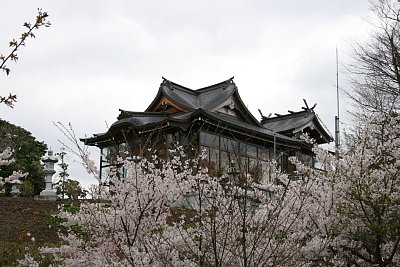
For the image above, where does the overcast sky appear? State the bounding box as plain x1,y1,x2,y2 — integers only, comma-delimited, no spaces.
1,0,373,189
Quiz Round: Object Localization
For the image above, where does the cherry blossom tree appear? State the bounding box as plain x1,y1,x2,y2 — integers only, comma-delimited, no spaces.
159,157,330,267
33,145,328,266
29,112,400,267
41,154,194,266
325,114,400,266
0,147,26,194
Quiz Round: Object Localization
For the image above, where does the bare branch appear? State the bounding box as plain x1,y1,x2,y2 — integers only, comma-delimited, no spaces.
1,8,50,108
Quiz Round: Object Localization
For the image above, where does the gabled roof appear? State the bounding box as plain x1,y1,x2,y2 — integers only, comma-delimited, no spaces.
145,77,261,126
81,78,332,148
261,108,333,144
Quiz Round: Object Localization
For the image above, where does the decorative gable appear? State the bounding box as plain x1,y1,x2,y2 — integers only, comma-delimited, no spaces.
213,98,240,117
145,77,261,126
261,107,333,144
150,97,188,114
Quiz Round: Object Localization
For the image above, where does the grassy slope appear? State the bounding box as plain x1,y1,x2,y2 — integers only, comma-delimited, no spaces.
0,197,61,245
0,197,71,266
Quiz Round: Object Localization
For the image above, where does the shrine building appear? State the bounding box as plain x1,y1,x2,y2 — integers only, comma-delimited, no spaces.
82,77,333,183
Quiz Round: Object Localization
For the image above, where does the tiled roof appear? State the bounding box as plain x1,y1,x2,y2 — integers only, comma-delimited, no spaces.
261,109,333,144
82,78,332,147
146,77,235,111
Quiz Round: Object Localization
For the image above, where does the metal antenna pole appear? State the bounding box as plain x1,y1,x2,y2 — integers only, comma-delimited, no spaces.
335,47,340,160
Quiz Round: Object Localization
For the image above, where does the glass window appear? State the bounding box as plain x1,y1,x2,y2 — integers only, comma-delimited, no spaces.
109,145,119,165
100,166,110,186
296,152,313,167
259,148,270,161
259,161,273,183
248,158,259,181
220,151,229,173
220,136,239,153
220,151,239,173
238,156,248,174
244,144,257,158
209,148,219,176
199,132,219,148
279,154,287,172
240,142,247,156
101,147,111,166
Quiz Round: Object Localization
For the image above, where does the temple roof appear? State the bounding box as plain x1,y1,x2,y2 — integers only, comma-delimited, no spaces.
145,77,261,126
82,108,308,149
146,77,234,111
261,108,333,144
82,78,332,148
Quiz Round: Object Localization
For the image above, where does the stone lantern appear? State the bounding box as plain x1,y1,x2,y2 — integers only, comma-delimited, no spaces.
227,161,239,185
37,150,58,200
10,179,21,197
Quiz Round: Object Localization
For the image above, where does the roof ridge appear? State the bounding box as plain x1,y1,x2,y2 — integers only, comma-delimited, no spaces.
162,77,198,95
262,109,312,122
118,109,168,120
161,77,236,109
162,77,235,94
196,77,234,93
119,109,168,115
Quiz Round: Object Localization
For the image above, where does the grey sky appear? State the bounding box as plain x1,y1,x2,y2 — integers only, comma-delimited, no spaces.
1,0,372,189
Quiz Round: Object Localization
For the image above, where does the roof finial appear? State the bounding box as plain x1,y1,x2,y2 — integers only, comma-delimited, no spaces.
258,109,264,118
303,99,309,109
302,99,317,110
160,77,172,88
